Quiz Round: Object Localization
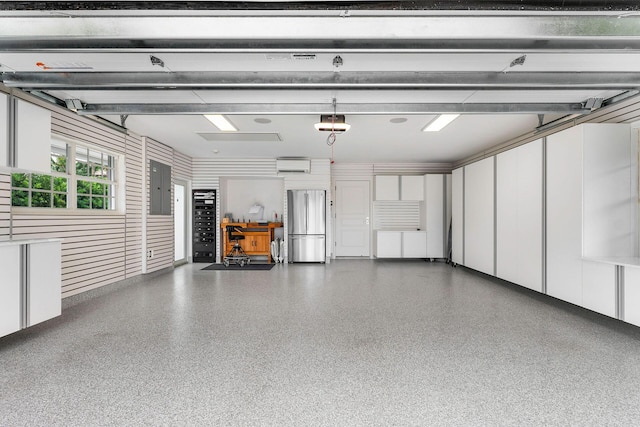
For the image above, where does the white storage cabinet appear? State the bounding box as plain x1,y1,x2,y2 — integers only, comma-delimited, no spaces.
375,175,424,201
0,239,62,338
463,157,495,276
375,230,427,258
376,231,402,257
424,174,451,259
495,140,543,292
451,168,464,265
375,176,400,201
547,124,636,308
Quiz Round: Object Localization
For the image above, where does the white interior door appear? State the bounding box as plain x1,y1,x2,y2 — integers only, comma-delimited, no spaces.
174,182,186,263
335,180,370,257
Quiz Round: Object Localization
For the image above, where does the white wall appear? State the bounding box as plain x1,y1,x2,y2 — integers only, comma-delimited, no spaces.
221,177,284,222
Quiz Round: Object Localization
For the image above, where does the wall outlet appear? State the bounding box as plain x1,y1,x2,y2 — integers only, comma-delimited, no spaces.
147,249,154,259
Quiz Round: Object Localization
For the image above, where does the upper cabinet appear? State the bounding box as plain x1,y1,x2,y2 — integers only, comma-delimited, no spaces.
0,93,7,168
400,175,424,201
375,175,400,200
374,175,424,201
12,99,51,174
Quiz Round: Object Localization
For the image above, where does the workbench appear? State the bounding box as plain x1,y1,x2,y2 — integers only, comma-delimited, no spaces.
221,222,283,263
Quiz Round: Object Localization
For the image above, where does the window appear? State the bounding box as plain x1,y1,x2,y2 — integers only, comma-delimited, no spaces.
11,135,119,211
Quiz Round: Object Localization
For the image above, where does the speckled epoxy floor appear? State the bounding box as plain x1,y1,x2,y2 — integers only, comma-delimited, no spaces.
2,260,640,426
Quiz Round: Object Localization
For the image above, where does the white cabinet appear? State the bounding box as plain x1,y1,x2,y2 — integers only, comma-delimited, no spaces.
375,175,424,201
15,99,51,173
29,241,62,325
375,230,427,258
0,239,62,338
401,175,424,201
624,266,640,327
402,231,427,258
376,231,402,257
0,92,7,168
452,168,464,265
464,157,495,276
496,140,543,292
547,124,636,307
0,245,21,337
581,261,616,318
424,174,450,258
375,176,400,201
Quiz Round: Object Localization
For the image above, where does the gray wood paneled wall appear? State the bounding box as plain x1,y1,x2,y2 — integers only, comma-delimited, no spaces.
2,90,192,297
0,172,10,240
125,133,144,280
145,138,176,274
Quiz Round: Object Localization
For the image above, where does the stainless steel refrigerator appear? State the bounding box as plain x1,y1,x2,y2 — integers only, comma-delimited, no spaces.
287,189,326,263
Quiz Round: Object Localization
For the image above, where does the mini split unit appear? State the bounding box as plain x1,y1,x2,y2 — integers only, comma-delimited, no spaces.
276,159,311,173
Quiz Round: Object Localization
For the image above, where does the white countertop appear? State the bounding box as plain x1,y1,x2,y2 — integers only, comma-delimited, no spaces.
0,238,63,247
583,257,640,268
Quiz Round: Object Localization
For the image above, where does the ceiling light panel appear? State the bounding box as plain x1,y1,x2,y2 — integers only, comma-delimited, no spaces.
197,132,282,142
204,114,237,132
423,114,460,132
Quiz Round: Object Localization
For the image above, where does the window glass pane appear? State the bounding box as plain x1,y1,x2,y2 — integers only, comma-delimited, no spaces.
32,191,50,208
94,165,109,180
51,141,68,173
53,194,67,208
53,177,68,192
32,174,51,191
76,146,89,176
11,173,29,189
91,196,105,209
92,182,105,195
77,180,91,195
12,190,28,206
77,195,90,209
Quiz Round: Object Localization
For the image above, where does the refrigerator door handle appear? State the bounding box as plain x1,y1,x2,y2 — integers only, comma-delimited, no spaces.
305,192,309,234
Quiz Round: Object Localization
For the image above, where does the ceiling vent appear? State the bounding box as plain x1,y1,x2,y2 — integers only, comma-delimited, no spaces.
276,159,311,174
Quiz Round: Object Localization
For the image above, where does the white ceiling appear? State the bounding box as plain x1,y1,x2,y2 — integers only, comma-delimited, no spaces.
1,6,639,164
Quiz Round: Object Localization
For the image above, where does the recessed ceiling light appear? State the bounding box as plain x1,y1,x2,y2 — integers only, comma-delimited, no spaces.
204,114,237,132
254,118,272,124
390,117,407,124
422,114,460,132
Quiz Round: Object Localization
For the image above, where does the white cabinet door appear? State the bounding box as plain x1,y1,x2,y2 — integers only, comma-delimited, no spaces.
400,175,424,201
624,267,640,327
582,261,616,318
582,124,636,258
464,157,495,276
452,168,464,265
375,175,399,201
546,126,583,305
0,246,22,337
0,93,7,168
402,231,427,258
16,100,51,173
28,241,62,326
425,174,445,258
496,140,543,292
376,231,402,258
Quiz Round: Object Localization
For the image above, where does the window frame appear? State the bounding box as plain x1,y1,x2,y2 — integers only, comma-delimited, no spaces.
11,133,124,215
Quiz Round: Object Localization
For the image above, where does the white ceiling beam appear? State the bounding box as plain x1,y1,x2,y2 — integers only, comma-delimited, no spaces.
4,71,640,90
1,15,640,52
77,102,590,115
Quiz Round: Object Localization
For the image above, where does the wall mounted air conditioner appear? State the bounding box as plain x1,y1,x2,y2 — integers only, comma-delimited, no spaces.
276,159,311,173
